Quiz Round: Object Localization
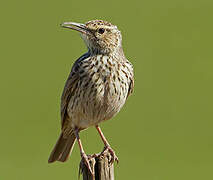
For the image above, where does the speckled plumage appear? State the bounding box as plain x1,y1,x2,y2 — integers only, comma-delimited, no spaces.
48,20,134,166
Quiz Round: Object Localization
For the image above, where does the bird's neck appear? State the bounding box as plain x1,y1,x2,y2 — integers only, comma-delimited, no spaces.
89,45,125,59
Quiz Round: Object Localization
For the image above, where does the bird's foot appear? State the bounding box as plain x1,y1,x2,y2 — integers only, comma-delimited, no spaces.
81,152,94,177
102,146,119,165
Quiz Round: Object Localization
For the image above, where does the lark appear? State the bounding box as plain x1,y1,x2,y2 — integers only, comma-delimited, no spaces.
48,20,134,175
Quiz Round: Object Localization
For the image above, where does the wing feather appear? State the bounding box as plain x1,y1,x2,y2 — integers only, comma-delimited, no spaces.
60,52,90,128
127,75,134,98
60,72,79,128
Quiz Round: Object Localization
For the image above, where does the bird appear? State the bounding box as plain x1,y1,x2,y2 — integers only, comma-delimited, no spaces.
48,20,134,175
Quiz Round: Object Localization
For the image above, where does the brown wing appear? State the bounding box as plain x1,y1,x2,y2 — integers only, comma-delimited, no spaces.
60,52,90,129
60,71,79,128
127,74,134,98
126,61,134,99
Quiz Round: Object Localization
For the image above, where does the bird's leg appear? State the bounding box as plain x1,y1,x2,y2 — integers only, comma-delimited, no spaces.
95,125,119,164
74,128,94,177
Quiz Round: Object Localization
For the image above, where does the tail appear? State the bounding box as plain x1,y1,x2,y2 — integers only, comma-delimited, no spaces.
48,131,76,163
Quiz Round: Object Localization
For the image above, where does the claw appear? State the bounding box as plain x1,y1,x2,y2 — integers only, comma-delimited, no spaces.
102,146,119,165
81,152,94,177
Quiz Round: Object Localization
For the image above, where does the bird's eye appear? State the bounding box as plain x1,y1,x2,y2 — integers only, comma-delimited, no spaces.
98,28,105,34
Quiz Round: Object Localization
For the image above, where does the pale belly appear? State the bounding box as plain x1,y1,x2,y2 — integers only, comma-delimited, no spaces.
67,76,129,129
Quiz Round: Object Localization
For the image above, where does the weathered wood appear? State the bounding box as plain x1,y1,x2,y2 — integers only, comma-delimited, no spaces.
80,151,115,180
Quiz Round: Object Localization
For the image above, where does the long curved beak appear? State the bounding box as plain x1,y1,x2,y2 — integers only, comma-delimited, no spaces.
61,22,90,34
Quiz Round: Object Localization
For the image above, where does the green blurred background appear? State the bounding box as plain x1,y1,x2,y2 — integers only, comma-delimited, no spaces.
1,0,213,179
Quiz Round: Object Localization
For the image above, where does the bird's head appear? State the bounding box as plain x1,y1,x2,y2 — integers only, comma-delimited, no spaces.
61,20,122,55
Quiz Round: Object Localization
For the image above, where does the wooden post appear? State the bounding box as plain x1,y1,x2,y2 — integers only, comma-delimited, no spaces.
80,150,115,180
